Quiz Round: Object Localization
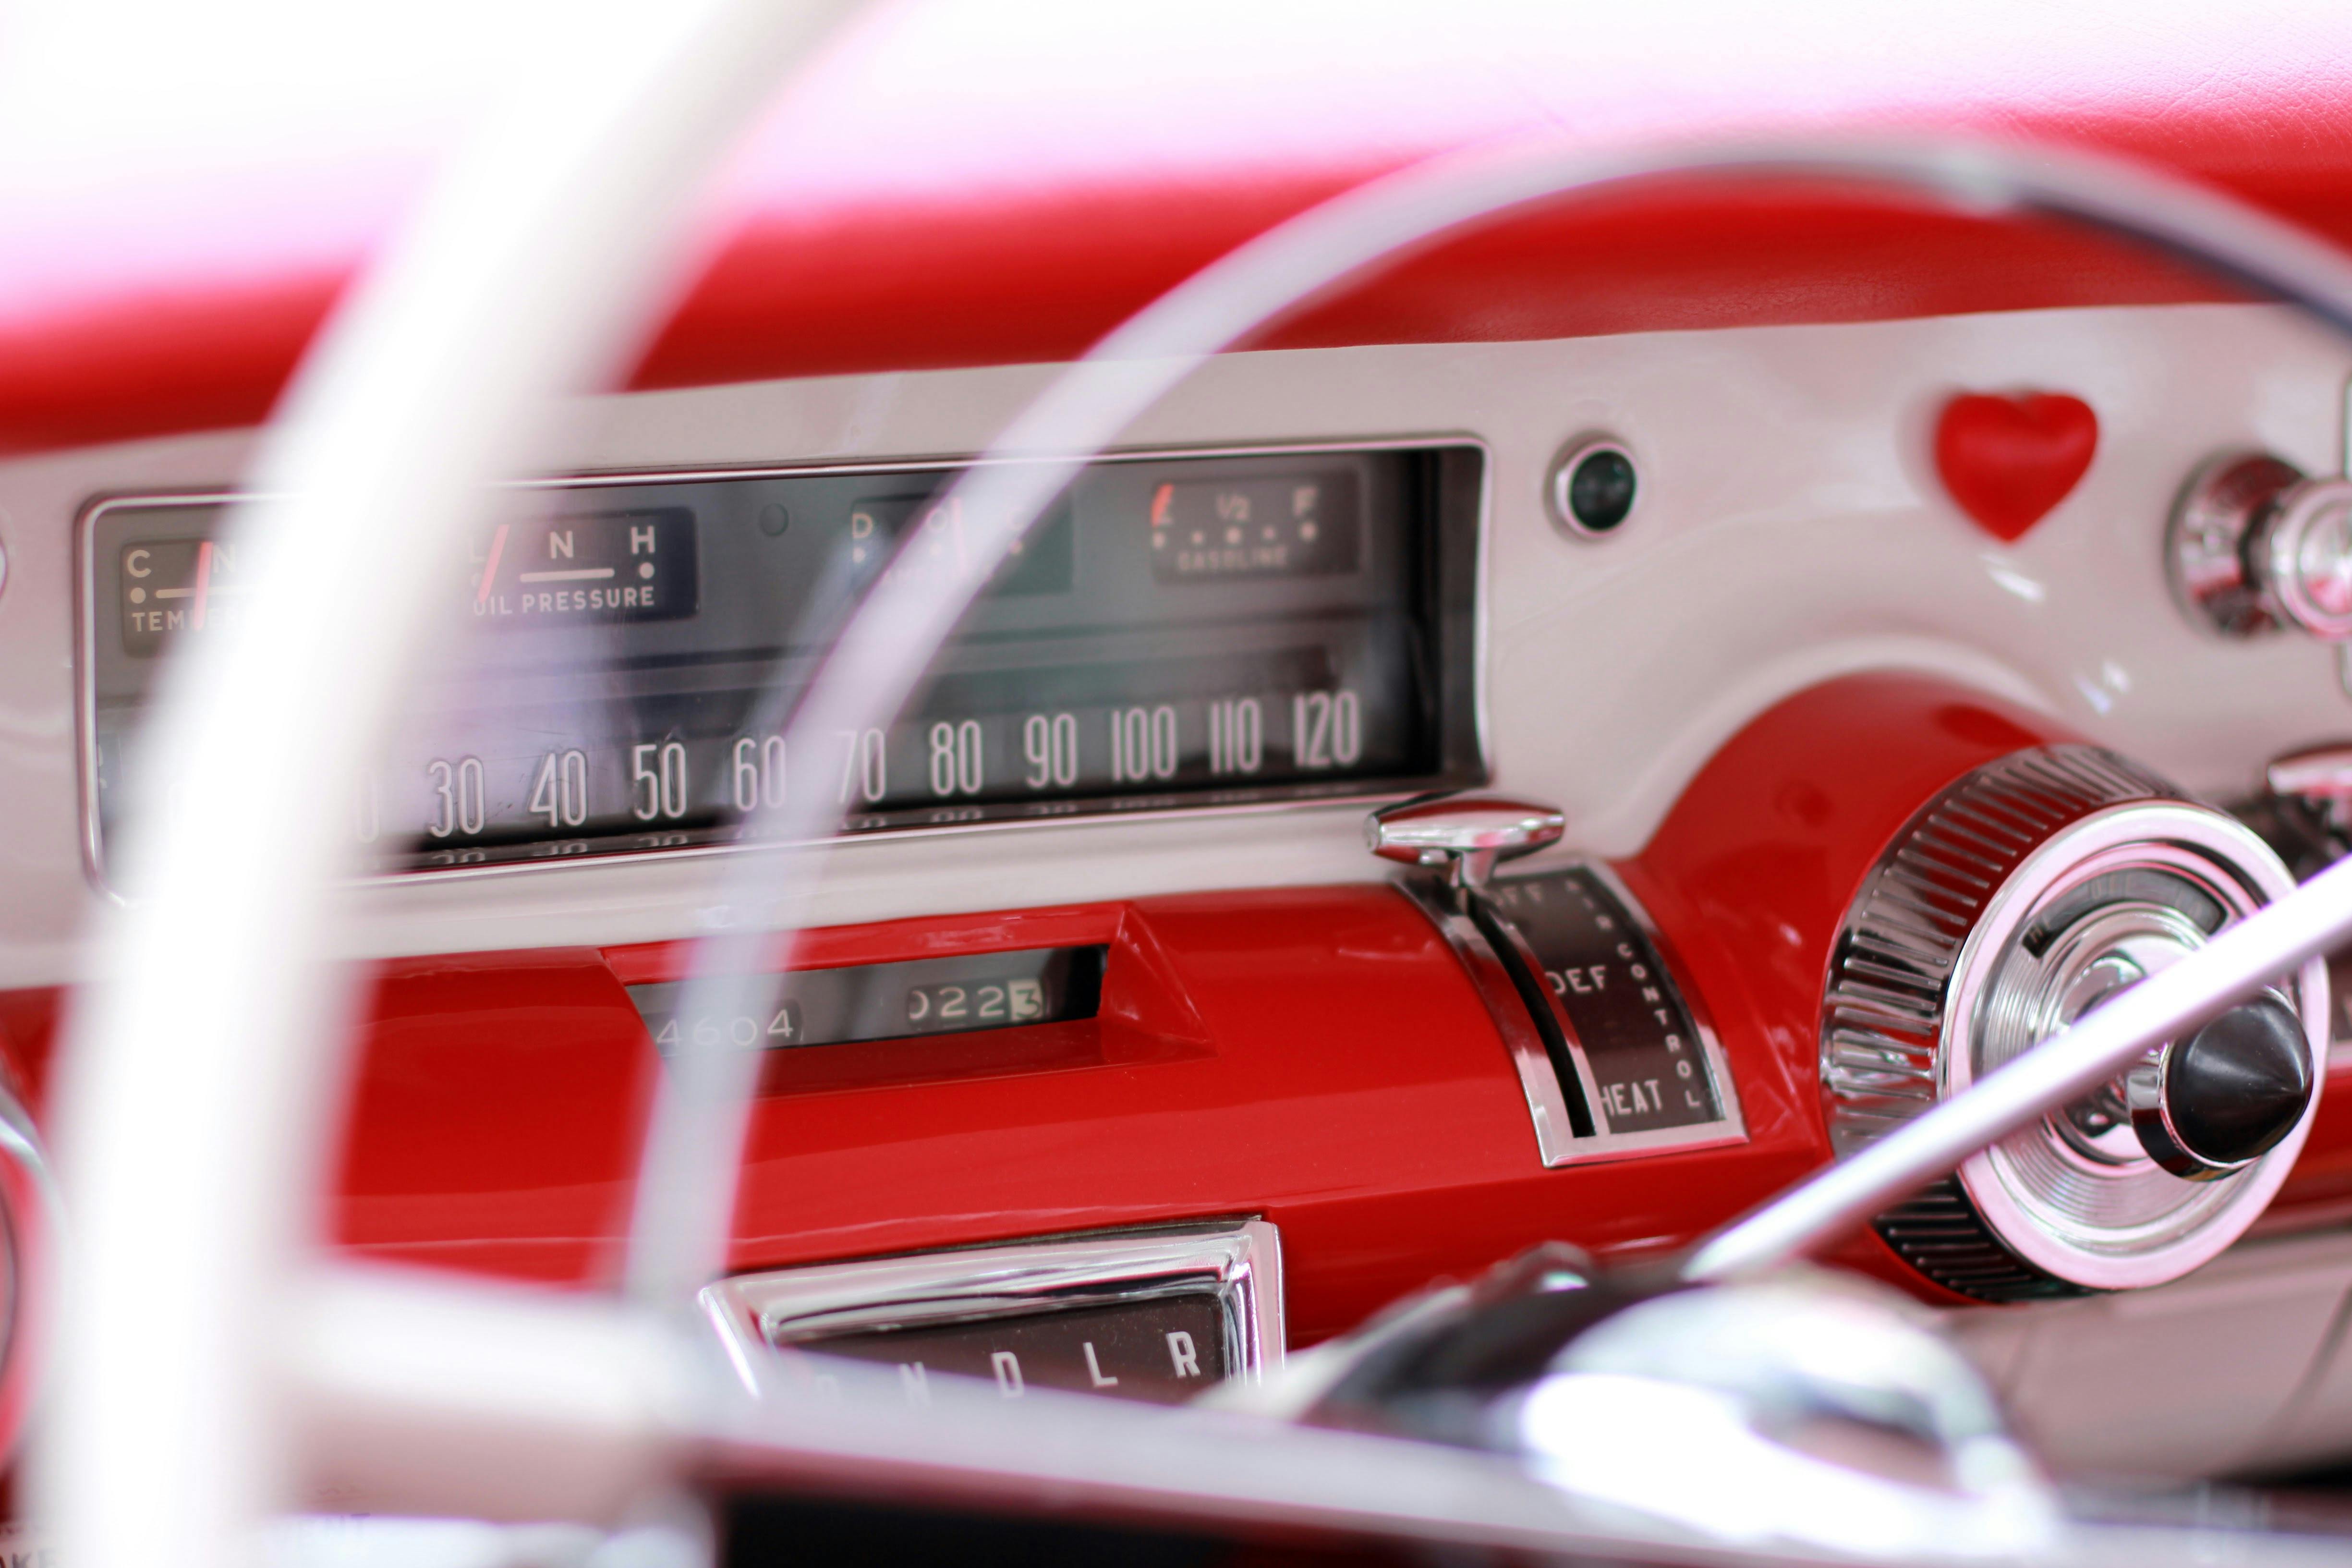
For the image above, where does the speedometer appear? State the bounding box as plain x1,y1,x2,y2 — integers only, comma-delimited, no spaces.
80,443,1483,879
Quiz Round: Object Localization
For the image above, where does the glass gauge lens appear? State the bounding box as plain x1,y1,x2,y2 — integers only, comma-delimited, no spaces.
626,946,1107,1054
81,446,1480,878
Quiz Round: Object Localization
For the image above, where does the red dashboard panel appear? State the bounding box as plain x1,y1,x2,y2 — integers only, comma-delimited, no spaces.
356,885,1827,1347
0,884,1815,1341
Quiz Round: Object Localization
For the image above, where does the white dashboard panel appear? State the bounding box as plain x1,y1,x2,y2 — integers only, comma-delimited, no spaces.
1950,1228,2352,1480
0,301,2347,983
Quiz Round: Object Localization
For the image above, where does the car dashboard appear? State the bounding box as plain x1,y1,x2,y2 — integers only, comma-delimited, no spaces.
2,298,2352,1486
18,5,2352,1556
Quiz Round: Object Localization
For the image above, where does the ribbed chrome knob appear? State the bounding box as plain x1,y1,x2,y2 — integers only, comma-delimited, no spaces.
1822,746,2325,1299
1367,793,1565,890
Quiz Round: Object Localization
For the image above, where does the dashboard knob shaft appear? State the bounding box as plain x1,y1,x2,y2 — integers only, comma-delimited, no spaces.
2129,992,2315,1179
2170,451,2352,639
2260,479,2352,638
2266,742,2352,830
1367,793,1564,890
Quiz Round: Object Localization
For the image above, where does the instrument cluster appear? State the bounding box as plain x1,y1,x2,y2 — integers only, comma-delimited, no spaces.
80,444,1482,881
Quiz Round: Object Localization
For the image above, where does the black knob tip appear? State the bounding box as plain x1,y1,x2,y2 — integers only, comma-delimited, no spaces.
2159,994,2313,1168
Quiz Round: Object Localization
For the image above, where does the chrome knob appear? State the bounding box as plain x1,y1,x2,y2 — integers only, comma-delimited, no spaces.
2263,480,2352,637
1367,793,1564,890
2171,452,2352,639
2128,991,2315,1179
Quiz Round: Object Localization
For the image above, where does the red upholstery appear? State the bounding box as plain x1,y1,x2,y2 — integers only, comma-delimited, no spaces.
5,4,2352,451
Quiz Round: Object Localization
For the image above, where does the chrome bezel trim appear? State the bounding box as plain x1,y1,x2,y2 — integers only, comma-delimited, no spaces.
1396,878,1580,1164
2262,475,2352,641
73,436,1490,893
1397,859,1747,1167
698,1219,1283,1399
1940,802,2324,1291
1544,435,1637,541
0,1075,56,1467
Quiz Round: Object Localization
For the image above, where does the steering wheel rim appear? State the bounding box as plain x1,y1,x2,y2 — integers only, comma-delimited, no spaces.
43,2,861,1561
48,20,2352,1562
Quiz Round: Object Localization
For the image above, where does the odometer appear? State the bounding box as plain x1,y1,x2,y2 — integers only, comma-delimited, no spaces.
80,444,1481,878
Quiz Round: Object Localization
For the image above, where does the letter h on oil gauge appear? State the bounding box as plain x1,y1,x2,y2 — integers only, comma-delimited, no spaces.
1369,793,1746,1167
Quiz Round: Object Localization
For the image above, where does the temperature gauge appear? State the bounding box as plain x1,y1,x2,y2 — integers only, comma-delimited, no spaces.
119,538,247,656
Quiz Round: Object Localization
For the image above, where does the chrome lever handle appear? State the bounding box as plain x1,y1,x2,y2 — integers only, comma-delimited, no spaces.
1366,793,1566,892
2268,742,2352,831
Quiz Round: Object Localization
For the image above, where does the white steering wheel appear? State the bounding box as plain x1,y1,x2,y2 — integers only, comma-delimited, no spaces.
48,2,2352,1563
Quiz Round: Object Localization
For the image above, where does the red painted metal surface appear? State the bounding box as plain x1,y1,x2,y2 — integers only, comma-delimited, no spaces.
1621,673,2084,1301
332,948,656,1285
613,886,1821,1346
10,7,2352,454
0,890,1819,1340
0,883,1822,1340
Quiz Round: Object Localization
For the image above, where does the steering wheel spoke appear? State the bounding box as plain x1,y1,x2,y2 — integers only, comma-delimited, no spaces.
284,1260,1745,1561
286,1262,689,1523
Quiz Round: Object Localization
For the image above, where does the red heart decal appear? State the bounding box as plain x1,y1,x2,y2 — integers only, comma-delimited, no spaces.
1933,392,2098,542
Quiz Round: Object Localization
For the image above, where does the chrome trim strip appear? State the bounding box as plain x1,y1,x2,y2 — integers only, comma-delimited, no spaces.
699,1220,1283,1398
1397,860,1746,1167
74,436,1488,892
1396,879,1579,1164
